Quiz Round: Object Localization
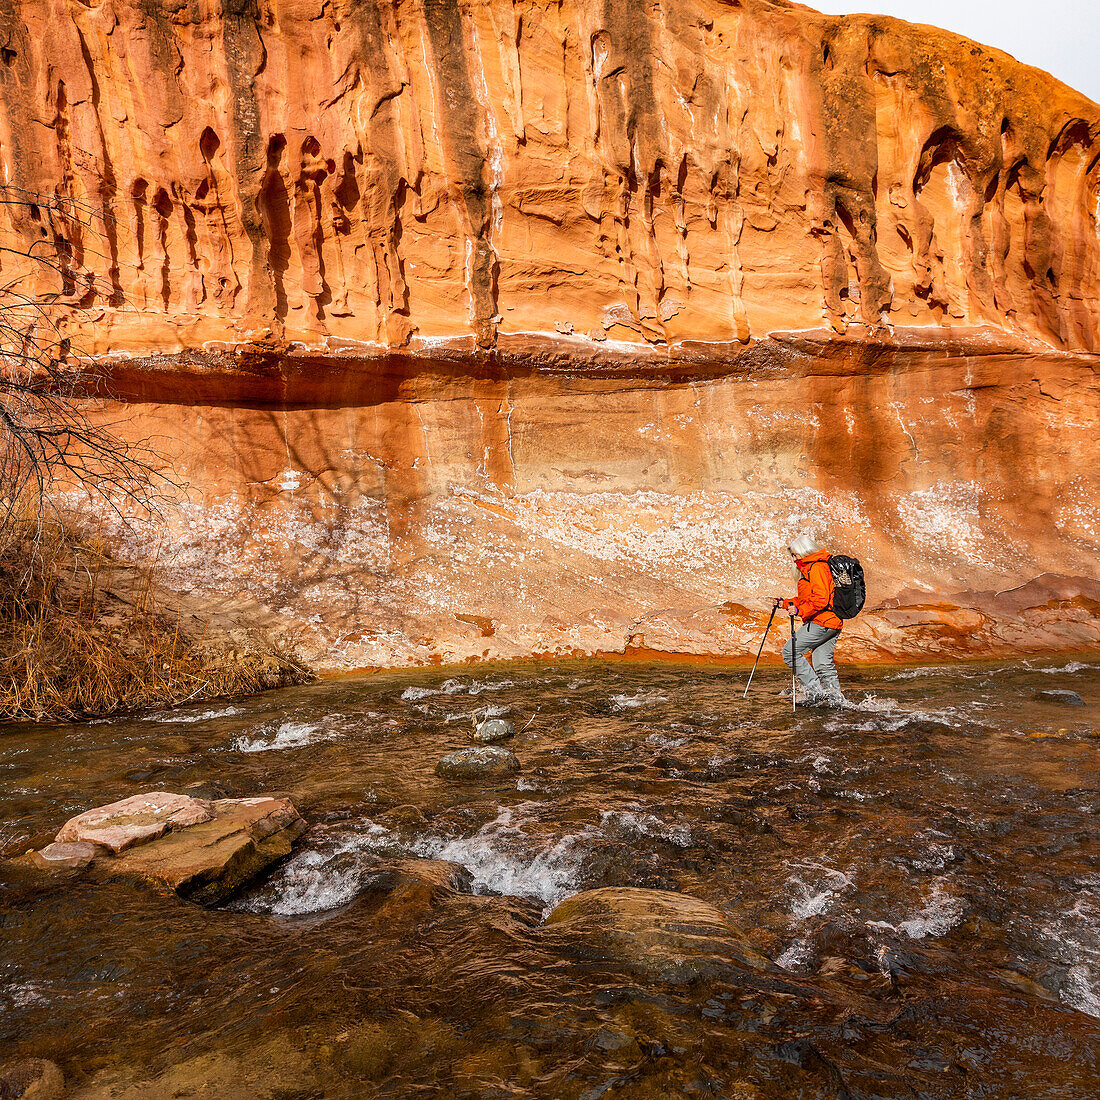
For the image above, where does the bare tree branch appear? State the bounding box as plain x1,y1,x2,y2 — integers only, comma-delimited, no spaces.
0,185,171,543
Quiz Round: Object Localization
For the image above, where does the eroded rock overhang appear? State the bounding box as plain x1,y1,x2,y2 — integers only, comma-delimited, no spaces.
2,0,1100,352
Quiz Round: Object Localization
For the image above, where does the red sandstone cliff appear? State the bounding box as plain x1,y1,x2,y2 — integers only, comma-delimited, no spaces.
0,0,1098,669
1,0,1098,353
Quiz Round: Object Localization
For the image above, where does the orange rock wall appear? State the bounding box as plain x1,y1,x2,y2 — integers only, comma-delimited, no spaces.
85,340,1100,669
2,0,1099,667
1,0,1099,350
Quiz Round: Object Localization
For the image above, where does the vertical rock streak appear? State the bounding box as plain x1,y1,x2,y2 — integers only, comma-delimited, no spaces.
0,0,1096,353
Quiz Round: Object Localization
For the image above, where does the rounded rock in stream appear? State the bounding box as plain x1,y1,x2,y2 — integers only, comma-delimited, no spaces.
29,841,96,872
1034,689,1085,706
471,717,515,743
435,746,520,781
544,887,770,983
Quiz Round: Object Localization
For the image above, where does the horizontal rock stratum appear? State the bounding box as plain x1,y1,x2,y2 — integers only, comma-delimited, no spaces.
0,0,1097,667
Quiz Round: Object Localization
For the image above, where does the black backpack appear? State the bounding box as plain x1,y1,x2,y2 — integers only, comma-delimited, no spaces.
825,554,866,619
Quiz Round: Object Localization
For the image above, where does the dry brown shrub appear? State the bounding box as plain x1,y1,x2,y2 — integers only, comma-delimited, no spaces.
0,516,310,722
0,190,312,721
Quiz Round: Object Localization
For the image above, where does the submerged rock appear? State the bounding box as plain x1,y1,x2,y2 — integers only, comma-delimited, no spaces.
0,1058,64,1099
593,1026,641,1057
1034,689,1085,706
372,859,475,922
544,887,770,983
234,850,471,920
436,746,520,781
472,718,515,744
29,841,96,872
28,792,307,906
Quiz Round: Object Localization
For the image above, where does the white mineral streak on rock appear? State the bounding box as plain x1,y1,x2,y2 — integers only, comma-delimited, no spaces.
53,341,1100,670
894,481,990,564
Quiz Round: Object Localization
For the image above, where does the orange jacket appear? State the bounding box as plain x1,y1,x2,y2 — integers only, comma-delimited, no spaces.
785,550,842,630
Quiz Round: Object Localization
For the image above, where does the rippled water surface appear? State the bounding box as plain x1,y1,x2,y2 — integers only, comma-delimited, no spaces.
2,658,1098,1098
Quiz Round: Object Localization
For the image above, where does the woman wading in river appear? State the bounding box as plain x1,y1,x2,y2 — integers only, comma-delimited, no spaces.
776,532,845,704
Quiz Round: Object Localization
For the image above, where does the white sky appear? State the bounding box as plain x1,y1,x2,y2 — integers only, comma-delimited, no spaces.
811,1,1099,104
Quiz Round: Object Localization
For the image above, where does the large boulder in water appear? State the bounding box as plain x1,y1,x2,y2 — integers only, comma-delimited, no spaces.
544,887,770,982
105,796,307,905
29,792,307,905
435,746,520,781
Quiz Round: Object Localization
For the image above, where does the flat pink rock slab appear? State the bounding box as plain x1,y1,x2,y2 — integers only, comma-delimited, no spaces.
32,792,306,904
56,792,215,853
107,796,307,904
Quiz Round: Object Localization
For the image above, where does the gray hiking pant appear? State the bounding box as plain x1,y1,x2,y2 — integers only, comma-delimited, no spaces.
782,622,842,697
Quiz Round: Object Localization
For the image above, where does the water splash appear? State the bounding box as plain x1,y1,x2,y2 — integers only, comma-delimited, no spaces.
868,881,966,939
1034,661,1097,675
775,938,815,972
147,705,243,724
232,823,397,916
884,666,952,681
1038,885,1100,1018
610,690,668,711
411,806,593,909
599,809,692,848
232,720,333,753
823,692,981,733
645,732,690,748
785,862,856,920
402,677,515,701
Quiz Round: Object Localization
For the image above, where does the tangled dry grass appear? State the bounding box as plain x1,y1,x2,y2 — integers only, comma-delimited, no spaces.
0,518,310,722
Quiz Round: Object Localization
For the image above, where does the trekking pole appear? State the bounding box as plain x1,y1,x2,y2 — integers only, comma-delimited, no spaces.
743,603,779,698
789,610,797,713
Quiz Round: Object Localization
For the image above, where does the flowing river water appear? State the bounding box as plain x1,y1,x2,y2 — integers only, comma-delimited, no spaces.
1,658,1098,1098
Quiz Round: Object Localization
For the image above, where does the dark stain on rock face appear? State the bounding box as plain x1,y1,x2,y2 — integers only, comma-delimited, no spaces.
420,0,498,348
0,0,35,190
591,0,662,182
218,0,269,316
